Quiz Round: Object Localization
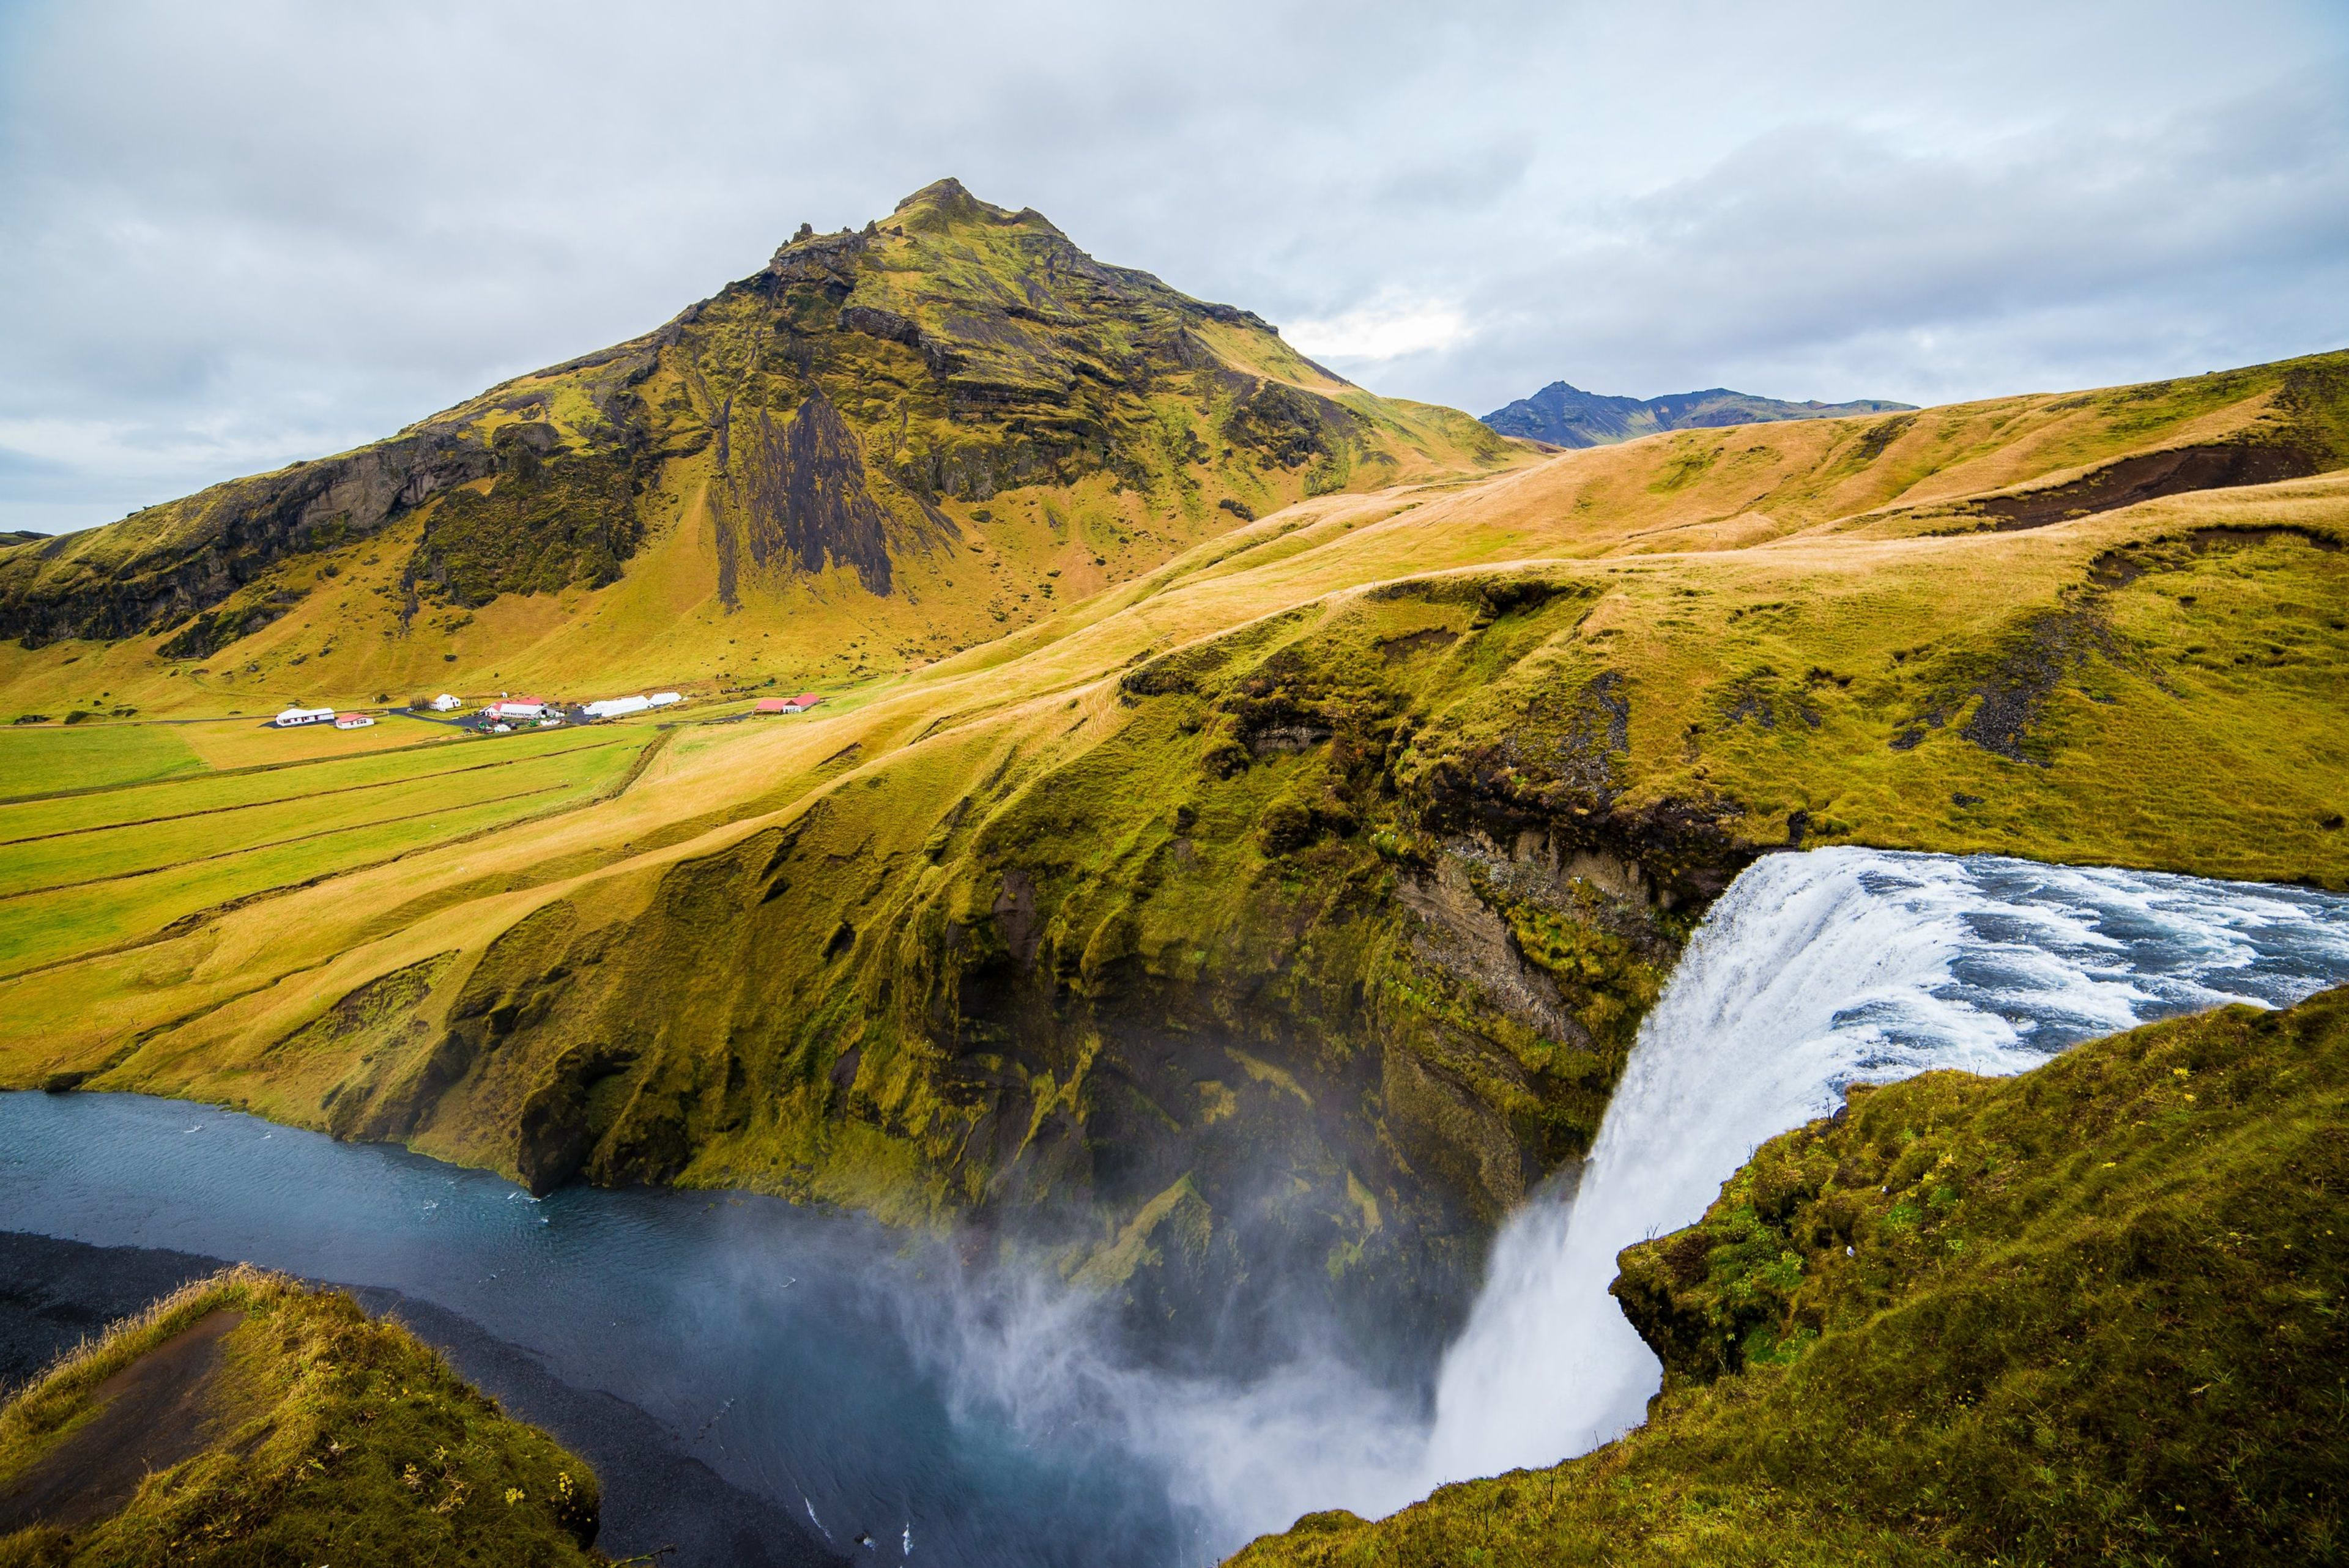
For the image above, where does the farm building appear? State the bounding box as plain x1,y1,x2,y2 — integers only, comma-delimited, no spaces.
494,697,550,720
430,693,461,711
756,693,825,715
333,714,375,730
273,706,335,728
584,695,651,719
648,692,683,709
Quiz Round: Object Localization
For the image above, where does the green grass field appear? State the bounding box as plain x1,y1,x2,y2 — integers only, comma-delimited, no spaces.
0,723,654,975
0,723,206,796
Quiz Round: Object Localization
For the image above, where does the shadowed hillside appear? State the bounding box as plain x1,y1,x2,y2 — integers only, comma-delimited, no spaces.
1228,984,2349,1567
2,342,2343,1359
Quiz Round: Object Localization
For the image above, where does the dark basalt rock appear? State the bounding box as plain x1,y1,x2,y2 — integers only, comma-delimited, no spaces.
1967,442,2323,531
839,304,922,348
734,390,900,596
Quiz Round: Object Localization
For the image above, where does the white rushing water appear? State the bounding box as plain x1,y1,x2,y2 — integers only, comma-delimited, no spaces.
1412,845,2349,1492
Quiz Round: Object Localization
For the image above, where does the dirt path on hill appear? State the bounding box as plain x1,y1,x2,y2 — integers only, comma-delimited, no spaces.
0,1306,242,1533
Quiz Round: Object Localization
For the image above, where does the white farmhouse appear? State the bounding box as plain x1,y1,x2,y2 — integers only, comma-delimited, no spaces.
273,706,335,728
430,693,461,712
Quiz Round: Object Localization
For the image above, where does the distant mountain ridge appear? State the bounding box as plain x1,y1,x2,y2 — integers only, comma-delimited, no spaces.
1483,380,1915,448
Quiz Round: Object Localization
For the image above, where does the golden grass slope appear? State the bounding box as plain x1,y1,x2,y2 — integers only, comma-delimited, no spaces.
0,350,2344,1302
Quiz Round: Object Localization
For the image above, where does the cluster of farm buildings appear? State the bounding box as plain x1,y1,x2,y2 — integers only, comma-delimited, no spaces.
270,689,825,732
455,690,687,734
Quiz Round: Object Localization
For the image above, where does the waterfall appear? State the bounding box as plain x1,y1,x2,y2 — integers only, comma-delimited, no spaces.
1412,846,2349,1491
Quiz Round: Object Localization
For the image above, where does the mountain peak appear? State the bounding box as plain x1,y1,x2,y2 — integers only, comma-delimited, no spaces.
889,176,1026,232
0,180,1510,656
895,175,979,211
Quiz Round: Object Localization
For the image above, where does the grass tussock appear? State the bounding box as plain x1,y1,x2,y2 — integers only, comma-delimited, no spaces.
1229,985,2349,1568
0,1267,602,1568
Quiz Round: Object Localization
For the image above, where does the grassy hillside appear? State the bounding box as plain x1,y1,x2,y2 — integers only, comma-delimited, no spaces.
1227,983,2349,1568
0,1267,601,1567
1,347,2345,1348
0,179,1516,723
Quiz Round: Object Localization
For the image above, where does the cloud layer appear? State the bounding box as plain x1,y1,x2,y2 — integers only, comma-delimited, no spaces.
3,0,2343,533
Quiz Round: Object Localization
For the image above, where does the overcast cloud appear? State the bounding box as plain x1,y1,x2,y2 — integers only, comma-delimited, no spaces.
2,0,2343,534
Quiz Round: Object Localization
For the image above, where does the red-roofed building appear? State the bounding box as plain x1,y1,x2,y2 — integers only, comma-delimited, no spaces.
756,694,826,715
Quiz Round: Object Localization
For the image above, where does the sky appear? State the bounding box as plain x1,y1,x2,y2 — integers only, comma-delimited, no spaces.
2,0,2345,535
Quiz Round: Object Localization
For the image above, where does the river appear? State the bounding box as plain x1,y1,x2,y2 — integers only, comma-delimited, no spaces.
5,848,2347,1564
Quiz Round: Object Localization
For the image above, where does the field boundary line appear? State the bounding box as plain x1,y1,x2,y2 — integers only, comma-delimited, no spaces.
0,782,581,903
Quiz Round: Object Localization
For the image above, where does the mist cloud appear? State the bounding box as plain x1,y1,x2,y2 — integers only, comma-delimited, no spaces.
2,0,2343,533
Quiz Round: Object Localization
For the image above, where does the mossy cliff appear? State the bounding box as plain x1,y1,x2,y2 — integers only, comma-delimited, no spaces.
1229,984,2349,1567
0,1268,602,1568
129,493,2349,1352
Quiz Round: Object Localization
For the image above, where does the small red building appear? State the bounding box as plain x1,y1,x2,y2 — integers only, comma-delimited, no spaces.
757,693,826,715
